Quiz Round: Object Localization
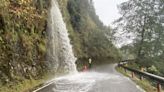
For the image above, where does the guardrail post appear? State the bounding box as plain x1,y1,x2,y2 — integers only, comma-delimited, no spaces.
139,67,144,80
118,64,121,68
157,83,161,92
124,68,127,73
131,72,135,78
139,75,143,80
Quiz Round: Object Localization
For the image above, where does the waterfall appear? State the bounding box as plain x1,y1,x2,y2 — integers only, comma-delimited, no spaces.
47,0,77,74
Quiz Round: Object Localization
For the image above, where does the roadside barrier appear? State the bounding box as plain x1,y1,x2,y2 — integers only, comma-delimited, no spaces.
118,62,164,92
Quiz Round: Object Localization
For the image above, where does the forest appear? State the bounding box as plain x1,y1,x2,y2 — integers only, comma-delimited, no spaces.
115,0,164,76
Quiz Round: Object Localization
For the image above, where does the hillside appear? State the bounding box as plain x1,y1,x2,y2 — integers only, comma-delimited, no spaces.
0,0,120,91
0,0,49,83
58,0,121,63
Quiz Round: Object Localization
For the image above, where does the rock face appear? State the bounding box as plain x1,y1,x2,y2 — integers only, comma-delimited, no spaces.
0,0,49,84
46,0,77,74
0,39,46,84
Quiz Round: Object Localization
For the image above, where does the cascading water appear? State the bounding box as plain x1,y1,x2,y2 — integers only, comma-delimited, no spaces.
47,0,77,74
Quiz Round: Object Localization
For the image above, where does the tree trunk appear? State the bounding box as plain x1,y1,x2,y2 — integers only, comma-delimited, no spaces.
137,28,145,58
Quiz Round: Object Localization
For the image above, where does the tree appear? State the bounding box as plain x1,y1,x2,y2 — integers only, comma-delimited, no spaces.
114,0,164,63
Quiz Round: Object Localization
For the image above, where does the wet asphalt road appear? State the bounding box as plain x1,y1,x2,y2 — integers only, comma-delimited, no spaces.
34,64,144,92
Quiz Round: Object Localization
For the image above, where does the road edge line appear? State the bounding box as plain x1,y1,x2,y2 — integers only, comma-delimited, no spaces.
32,80,55,92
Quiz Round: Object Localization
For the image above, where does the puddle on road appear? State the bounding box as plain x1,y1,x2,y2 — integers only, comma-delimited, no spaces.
50,71,121,92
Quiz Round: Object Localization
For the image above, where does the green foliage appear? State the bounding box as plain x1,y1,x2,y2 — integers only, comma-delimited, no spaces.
147,65,159,75
59,0,121,62
115,0,164,76
0,0,49,85
67,0,83,31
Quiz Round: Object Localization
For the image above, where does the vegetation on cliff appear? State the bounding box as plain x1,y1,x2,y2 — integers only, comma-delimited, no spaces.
58,0,121,62
0,0,120,91
0,0,50,91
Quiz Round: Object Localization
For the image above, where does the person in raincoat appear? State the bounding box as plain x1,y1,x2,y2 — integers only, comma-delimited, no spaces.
89,58,92,69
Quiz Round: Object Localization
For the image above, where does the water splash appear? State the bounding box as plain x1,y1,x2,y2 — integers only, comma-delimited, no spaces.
47,0,77,74
50,71,120,92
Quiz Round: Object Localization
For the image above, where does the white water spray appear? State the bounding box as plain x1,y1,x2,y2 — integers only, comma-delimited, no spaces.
47,0,77,73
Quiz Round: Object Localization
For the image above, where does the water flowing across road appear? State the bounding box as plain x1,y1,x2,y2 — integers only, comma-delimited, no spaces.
35,64,145,92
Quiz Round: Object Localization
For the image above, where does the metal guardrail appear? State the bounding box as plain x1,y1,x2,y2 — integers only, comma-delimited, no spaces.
119,64,164,84
118,62,164,92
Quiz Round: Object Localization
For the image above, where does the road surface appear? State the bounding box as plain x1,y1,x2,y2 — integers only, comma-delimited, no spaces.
34,64,144,92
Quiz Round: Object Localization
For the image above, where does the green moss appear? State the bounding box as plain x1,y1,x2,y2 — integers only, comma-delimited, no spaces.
0,0,49,86
0,73,54,92
0,79,42,92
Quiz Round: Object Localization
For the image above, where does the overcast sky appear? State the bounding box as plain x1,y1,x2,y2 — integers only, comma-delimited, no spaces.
92,0,131,47
92,0,128,26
